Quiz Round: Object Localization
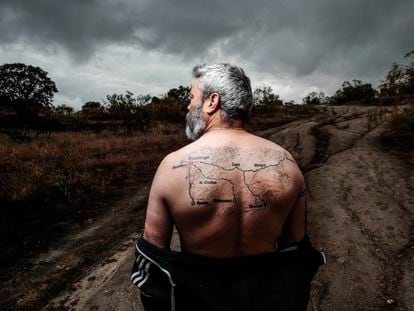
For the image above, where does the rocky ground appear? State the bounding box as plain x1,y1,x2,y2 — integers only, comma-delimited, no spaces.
2,105,413,310
262,106,414,310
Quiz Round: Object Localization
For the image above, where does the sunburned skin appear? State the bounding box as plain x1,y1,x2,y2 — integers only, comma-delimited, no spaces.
143,131,307,258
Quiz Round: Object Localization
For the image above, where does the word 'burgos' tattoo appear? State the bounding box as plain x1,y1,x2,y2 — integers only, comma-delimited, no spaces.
172,147,295,212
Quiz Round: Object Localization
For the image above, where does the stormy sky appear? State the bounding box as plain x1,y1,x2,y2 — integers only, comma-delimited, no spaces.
0,0,413,110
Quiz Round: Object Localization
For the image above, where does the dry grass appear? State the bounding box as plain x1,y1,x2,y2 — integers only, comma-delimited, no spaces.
0,124,188,267
382,104,414,147
0,125,187,214
365,102,414,150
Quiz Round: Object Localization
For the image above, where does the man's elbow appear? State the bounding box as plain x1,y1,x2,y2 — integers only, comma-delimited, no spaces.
143,227,171,250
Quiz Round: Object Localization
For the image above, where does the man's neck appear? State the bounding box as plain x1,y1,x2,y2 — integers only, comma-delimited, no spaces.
203,118,244,134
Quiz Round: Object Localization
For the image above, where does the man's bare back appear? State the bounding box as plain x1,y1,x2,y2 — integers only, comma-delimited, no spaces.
134,64,322,311
144,129,306,257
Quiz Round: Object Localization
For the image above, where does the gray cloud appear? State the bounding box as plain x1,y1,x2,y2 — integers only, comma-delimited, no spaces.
0,0,143,61
217,0,413,79
0,0,413,105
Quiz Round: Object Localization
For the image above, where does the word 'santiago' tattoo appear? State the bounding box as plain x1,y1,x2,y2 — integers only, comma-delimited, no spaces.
172,147,295,212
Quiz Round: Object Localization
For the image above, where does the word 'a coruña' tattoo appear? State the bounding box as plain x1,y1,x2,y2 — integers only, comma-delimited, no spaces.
171,147,295,212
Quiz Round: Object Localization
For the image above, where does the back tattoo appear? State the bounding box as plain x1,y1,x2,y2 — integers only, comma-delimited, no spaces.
171,146,296,212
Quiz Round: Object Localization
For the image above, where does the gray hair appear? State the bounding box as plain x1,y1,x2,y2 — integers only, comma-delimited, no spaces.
192,63,253,122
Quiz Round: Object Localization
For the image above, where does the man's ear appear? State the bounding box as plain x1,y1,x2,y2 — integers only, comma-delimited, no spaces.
205,92,220,115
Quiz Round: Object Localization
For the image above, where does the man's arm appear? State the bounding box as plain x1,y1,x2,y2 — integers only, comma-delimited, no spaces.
143,158,174,250
278,184,307,248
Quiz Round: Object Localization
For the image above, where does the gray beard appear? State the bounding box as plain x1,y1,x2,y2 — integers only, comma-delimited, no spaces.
185,105,206,141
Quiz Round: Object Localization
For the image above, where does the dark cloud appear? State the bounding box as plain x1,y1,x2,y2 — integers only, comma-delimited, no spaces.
215,0,413,80
0,0,142,61
0,0,251,60
0,0,413,98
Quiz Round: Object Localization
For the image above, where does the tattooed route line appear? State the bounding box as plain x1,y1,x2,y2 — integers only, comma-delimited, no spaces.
172,153,294,210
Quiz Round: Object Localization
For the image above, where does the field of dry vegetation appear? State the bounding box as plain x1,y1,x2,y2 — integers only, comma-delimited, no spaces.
0,123,188,267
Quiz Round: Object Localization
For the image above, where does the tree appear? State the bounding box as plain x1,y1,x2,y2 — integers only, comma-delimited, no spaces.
405,51,414,95
378,63,405,97
253,86,283,114
166,85,191,104
404,50,414,94
254,86,283,107
54,104,74,115
0,63,58,117
329,79,377,105
302,91,326,105
252,86,283,115
148,96,187,123
81,101,106,119
379,50,414,97
82,101,101,110
105,91,151,132
0,63,58,141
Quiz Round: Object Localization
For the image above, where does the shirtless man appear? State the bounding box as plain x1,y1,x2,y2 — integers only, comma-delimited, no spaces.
143,63,306,256
133,64,321,311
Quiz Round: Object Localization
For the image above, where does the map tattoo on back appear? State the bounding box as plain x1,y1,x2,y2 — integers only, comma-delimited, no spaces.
172,146,296,212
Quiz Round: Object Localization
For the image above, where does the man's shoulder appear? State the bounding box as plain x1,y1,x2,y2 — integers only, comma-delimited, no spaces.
248,134,303,181
247,133,296,159
159,142,197,169
167,135,219,159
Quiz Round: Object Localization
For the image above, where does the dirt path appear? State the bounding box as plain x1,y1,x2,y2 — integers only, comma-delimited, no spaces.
1,185,149,310
44,231,182,310
267,106,414,310
5,106,413,310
